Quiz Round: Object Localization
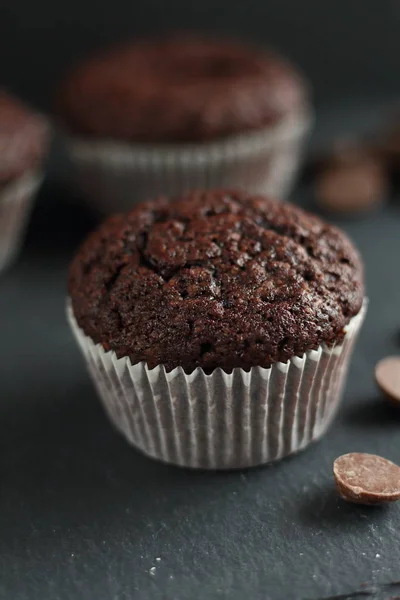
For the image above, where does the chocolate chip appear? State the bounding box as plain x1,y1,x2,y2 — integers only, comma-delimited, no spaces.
314,154,388,215
375,356,400,405
333,453,400,505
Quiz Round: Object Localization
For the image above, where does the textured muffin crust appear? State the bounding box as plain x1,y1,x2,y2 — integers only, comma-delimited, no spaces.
0,90,48,183
69,190,364,373
57,34,308,143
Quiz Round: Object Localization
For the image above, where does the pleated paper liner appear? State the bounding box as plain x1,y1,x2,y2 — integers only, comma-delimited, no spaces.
68,301,366,469
64,110,312,214
0,171,43,273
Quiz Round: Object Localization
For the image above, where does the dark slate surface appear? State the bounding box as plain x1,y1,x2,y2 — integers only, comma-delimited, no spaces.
1,104,400,600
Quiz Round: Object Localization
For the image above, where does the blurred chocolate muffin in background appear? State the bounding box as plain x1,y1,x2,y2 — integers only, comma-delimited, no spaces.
56,33,312,213
0,90,49,273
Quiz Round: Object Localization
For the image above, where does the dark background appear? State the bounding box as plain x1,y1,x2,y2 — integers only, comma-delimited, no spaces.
1,2,400,599
2,0,400,111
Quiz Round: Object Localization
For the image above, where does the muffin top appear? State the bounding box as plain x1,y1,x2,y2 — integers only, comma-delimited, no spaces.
0,90,48,183
57,34,308,143
69,190,364,373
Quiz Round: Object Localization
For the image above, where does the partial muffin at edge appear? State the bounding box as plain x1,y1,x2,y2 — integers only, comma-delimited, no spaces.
0,90,48,183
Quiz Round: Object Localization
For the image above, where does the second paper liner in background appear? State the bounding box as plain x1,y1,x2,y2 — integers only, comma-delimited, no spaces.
68,302,366,470
64,110,312,214
0,171,43,273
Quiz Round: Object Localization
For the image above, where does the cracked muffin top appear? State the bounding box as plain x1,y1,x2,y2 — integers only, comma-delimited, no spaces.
68,189,364,373
56,34,308,143
0,90,49,183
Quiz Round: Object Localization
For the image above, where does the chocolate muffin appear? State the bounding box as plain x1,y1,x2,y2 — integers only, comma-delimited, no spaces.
69,189,363,371
0,91,49,272
58,35,307,143
57,34,312,212
0,91,48,184
68,190,365,469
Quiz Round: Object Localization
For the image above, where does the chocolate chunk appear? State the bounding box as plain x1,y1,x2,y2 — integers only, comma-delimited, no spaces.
314,152,388,215
375,356,400,405
334,453,400,505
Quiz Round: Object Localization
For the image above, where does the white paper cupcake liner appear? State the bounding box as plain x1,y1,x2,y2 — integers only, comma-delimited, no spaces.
68,301,366,469
64,110,312,214
0,171,43,273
